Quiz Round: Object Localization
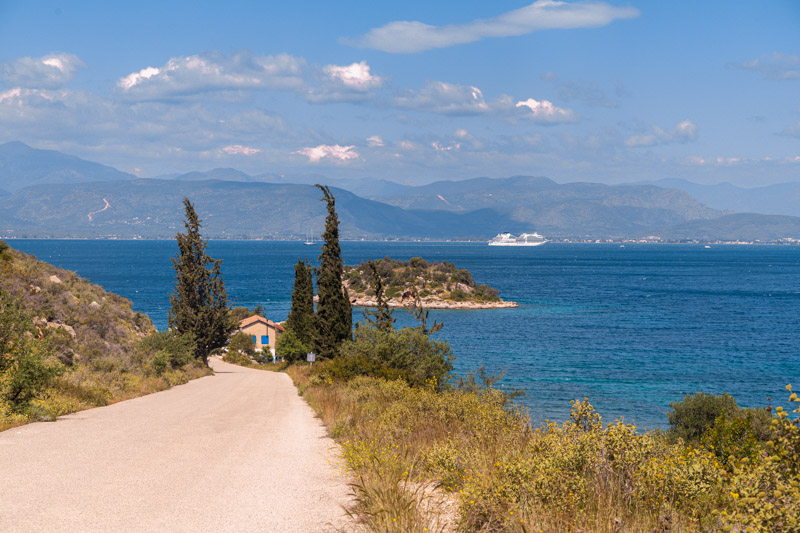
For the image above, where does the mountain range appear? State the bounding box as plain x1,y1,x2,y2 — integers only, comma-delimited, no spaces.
1,141,799,241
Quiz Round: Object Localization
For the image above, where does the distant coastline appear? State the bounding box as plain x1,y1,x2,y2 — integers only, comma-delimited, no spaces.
3,236,800,245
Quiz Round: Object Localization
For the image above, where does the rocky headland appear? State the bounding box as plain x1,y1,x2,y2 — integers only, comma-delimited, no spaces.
343,256,517,309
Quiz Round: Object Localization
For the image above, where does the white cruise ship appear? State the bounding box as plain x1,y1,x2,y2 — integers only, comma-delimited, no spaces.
488,232,548,246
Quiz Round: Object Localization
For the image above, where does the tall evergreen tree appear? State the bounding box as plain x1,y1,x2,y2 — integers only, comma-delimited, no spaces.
168,198,235,364
313,184,352,357
286,258,314,345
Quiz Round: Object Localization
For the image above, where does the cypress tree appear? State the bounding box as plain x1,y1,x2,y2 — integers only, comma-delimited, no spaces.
168,198,235,364
313,184,352,357
286,258,314,345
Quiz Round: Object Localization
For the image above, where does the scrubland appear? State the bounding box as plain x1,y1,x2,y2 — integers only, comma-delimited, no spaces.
1,245,209,431
288,362,799,532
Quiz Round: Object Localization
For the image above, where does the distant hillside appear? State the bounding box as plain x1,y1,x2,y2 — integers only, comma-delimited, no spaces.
0,179,521,240
0,141,135,192
657,213,800,241
635,178,800,217
171,168,255,182
2,142,798,241
380,175,721,238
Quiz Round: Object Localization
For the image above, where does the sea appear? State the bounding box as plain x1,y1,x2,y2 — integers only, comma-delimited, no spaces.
7,239,800,430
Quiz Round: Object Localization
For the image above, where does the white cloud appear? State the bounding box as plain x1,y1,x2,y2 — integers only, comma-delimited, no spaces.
625,120,697,147
454,128,470,138
323,61,382,90
345,0,639,53
305,60,384,103
367,135,385,147
431,141,461,152
292,144,359,163
220,145,261,155
731,52,800,81
116,51,306,99
1,53,85,89
395,80,489,114
515,97,575,123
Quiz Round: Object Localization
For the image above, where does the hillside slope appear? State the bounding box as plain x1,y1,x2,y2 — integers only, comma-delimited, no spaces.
0,141,135,192
0,179,522,239
0,243,209,430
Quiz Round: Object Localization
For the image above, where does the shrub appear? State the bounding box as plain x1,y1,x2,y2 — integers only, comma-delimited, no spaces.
222,350,252,366
667,392,739,442
1,291,64,413
139,330,197,369
276,329,308,363
474,284,500,301
228,331,256,356
322,324,453,390
449,289,468,302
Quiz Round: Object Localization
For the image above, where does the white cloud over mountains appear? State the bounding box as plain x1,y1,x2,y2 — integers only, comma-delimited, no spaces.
395,81,489,114
1,53,85,89
117,52,306,99
324,61,382,90
345,0,639,53
625,120,697,147
515,98,574,123
293,144,360,163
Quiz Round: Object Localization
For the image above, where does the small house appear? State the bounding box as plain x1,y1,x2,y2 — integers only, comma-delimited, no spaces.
238,315,285,356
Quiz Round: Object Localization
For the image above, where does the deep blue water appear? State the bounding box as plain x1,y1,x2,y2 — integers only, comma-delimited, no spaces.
8,239,800,429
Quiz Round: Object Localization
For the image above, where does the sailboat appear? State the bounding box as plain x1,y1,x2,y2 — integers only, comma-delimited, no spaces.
304,232,317,245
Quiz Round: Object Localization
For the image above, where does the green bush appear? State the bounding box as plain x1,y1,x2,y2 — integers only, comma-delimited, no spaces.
228,331,256,356
139,330,196,369
322,324,453,390
449,288,468,301
222,350,252,366
667,391,739,442
276,329,308,363
1,291,64,412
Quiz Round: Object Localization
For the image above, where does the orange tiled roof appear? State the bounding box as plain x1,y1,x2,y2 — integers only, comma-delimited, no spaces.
238,315,286,332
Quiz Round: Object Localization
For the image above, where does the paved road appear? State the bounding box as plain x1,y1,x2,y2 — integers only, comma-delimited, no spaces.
0,359,352,532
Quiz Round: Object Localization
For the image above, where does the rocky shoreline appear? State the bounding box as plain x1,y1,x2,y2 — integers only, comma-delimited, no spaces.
346,293,518,310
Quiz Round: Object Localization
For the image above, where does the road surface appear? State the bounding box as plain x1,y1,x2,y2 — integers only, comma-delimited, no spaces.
0,359,353,532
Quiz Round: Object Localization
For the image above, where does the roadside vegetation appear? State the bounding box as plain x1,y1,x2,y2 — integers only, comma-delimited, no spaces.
344,256,502,305
0,241,210,431
274,188,799,532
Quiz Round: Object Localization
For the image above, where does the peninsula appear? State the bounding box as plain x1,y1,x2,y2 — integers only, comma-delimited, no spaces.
343,256,517,309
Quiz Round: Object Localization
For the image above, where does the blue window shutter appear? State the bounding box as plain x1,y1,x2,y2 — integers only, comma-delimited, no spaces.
261,335,269,345
252,336,257,344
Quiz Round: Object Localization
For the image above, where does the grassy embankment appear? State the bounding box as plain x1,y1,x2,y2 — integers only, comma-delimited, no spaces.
286,362,799,532
1,245,210,431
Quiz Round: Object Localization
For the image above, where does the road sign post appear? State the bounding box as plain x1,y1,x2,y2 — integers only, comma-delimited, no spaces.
306,352,316,368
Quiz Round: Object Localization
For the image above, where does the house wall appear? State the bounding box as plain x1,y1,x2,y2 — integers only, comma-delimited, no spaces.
239,322,281,351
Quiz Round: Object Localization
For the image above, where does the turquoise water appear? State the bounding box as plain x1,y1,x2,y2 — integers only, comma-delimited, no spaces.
8,239,800,429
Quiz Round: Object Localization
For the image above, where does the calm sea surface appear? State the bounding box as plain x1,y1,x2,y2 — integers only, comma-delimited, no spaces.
8,239,800,429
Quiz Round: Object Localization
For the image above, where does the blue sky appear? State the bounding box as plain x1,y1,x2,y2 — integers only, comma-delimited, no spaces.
0,1,798,186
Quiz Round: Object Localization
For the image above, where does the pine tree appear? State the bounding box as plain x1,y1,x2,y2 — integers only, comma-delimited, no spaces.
362,260,395,332
286,258,314,345
313,185,352,357
168,198,235,364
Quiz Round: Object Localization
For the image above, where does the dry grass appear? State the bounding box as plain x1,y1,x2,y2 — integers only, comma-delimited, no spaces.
288,364,799,532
